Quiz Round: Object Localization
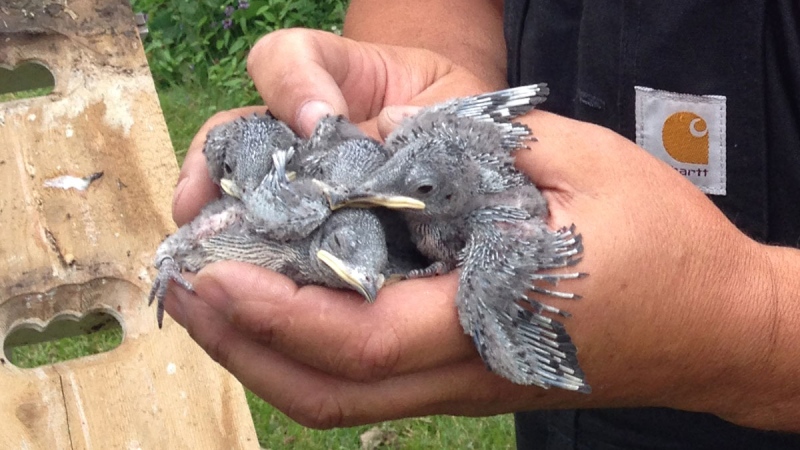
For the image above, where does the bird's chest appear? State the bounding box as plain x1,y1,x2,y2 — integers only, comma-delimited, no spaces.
409,220,465,264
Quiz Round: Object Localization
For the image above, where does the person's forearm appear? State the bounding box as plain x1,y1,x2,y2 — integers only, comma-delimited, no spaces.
343,0,508,89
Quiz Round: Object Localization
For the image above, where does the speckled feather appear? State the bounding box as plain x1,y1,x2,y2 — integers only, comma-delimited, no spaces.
244,115,393,241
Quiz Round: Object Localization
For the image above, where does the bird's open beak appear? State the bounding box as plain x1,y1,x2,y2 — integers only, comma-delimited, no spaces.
328,190,426,211
220,178,243,199
316,250,385,303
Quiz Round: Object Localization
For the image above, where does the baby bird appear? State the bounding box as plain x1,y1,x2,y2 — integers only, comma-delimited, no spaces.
148,197,390,328
332,85,591,392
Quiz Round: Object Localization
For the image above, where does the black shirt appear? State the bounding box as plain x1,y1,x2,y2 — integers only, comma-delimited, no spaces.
503,0,800,448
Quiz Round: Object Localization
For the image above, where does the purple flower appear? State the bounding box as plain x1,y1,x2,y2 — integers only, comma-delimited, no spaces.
238,0,249,9
222,18,233,29
224,5,235,16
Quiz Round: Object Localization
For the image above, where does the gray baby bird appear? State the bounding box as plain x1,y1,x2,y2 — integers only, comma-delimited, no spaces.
202,111,330,241
332,84,591,393
203,111,299,198
150,114,404,327
300,115,430,279
148,196,389,328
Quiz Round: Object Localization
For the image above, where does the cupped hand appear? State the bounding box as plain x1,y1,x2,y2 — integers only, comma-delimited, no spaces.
165,29,783,431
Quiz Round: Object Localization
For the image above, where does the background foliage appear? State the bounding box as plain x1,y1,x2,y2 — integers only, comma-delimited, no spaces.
132,0,345,106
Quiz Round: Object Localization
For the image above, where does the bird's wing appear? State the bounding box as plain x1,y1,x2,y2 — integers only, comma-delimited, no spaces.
457,206,590,392
437,83,550,122
244,181,330,241
387,84,549,149
242,150,330,241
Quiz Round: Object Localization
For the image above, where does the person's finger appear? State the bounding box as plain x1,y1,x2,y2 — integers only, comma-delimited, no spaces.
165,281,581,428
247,29,353,136
188,261,476,382
248,28,479,137
376,105,422,140
171,106,268,226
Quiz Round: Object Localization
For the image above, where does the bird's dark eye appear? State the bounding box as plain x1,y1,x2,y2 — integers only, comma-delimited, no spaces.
223,163,233,174
333,234,342,248
416,184,434,195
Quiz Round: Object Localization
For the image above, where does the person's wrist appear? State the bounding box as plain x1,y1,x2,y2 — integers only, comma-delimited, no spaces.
673,236,795,430
710,243,800,431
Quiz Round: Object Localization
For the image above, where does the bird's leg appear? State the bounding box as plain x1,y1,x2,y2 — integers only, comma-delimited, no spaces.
148,256,194,328
406,260,456,279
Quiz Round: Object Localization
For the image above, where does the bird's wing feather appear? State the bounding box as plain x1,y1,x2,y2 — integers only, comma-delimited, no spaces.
387,84,549,150
244,182,330,241
437,83,550,122
457,206,590,392
243,149,330,241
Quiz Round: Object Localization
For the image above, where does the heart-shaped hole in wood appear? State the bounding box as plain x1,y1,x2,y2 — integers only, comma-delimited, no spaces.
0,277,140,369
0,60,55,101
3,309,123,368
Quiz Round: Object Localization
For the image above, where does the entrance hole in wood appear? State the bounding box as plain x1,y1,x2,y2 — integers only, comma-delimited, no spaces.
0,60,55,101
3,310,123,368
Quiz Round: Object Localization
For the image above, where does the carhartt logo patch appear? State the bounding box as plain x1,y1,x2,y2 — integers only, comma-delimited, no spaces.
635,86,726,195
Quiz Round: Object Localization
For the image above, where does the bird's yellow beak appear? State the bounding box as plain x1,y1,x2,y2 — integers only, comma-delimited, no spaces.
329,192,426,211
316,249,385,303
220,178,243,199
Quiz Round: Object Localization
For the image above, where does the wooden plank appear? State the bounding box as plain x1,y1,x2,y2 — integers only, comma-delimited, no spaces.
0,1,259,448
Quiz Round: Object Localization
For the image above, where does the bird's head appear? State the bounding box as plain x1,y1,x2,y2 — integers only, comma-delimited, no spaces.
330,136,480,218
305,115,370,154
203,118,242,187
302,133,392,189
203,113,299,198
314,209,388,303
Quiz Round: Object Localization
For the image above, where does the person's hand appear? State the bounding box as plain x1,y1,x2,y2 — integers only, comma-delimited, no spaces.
165,29,797,432
171,28,503,227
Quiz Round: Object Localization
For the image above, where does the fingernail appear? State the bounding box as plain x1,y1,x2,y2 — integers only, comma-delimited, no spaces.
297,100,334,137
384,106,420,126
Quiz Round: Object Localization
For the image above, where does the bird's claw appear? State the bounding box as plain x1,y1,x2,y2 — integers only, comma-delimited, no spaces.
148,256,194,328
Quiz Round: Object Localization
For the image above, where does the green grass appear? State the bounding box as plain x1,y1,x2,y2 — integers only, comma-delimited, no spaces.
156,83,263,163
6,327,123,368
247,399,514,449
5,80,515,449
0,86,53,102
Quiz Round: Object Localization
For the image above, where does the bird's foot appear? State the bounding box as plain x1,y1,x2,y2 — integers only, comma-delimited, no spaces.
148,256,194,328
407,261,454,279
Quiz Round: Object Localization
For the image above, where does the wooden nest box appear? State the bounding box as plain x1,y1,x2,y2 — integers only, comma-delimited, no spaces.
0,0,258,447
